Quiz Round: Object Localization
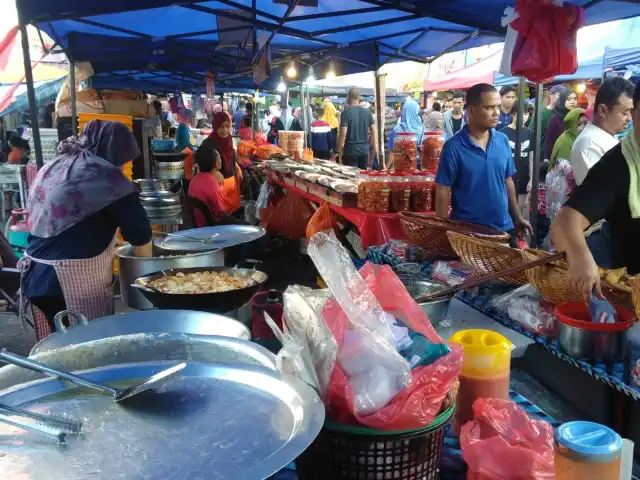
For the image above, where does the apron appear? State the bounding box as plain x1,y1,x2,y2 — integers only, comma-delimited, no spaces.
19,239,117,340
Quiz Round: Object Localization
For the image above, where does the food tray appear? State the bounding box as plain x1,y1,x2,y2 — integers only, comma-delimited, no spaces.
398,213,510,258
0,362,324,480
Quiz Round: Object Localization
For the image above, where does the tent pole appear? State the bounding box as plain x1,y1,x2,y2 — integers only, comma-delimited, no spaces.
17,12,44,168
514,76,525,222
374,43,383,169
531,83,544,248
69,57,77,136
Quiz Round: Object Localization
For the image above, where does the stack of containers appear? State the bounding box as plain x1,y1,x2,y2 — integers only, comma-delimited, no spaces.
278,131,304,160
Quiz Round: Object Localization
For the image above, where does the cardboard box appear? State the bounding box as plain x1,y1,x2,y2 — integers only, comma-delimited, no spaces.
326,190,357,208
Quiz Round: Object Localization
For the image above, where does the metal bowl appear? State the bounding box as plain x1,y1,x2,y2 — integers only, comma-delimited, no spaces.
133,178,172,192
557,322,631,362
406,279,452,324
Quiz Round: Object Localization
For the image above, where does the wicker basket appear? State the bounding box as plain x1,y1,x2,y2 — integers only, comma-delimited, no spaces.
446,232,551,285
398,212,511,258
524,251,632,306
631,277,640,320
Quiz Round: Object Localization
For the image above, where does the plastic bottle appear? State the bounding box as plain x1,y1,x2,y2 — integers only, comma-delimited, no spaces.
450,329,512,433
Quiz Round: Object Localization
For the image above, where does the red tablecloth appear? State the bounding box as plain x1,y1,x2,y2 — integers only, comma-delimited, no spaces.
271,177,435,248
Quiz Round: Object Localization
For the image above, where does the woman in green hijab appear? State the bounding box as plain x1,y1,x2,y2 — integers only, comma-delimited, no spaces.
546,108,590,224
549,108,588,168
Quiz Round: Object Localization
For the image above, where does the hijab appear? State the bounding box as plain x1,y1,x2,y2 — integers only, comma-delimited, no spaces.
394,98,424,145
322,99,338,129
552,88,574,119
28,120,139,238
550,108,585,168
208,111,235,174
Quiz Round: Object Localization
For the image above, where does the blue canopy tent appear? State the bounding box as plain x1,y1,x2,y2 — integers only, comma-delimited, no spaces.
603,46,640,70
494,55,605,86
14,0,640,168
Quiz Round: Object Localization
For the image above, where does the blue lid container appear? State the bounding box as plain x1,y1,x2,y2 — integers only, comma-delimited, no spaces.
152,139,176,152
556,421,622,462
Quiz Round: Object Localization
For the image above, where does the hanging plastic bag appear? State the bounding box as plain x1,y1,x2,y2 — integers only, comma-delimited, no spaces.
260,192,315,240
309,232,462,430
306,201,338,241
509,0,584,83
461,398,555,480
255,182,271,220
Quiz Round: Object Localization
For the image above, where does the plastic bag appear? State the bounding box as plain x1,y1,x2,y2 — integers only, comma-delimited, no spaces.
255,182,270,220
510,0,584,83
306,201,338,241
491,285,556,336
260,192,315,240
432,261,471,286
309,232,463,430
282,285,337,399
461,398,555,480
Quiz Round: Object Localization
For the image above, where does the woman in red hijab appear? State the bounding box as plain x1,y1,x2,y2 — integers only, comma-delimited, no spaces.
202,111,243,214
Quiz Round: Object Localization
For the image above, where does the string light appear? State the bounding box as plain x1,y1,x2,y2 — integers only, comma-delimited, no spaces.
277,76,286,93
286,61,297,79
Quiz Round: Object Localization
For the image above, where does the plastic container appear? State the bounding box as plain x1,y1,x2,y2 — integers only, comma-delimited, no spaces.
393,132,418,172
555,421,622,480
422,131,445,173
411,171,435,212
296,405,454,480
356,170,370,211
151,139,176,152
389,172,411,213
363,172,381,213
450,329,512,433
375,172,390,213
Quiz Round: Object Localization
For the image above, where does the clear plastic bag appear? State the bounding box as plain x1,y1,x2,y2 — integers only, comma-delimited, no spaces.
282,285,337,400
432,260,471,286
491,284,557,336
310,232,463,430
255,182,270,220
461,398,555,480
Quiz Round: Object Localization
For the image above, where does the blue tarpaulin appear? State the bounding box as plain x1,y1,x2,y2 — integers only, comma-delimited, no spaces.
494,56,605,86
603,46,640,70
16,1,640,92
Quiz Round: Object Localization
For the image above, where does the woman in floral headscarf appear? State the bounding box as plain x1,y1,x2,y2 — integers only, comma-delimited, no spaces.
23,120,152,337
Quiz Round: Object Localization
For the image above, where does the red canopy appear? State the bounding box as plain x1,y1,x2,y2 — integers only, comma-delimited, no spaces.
423,50,502,91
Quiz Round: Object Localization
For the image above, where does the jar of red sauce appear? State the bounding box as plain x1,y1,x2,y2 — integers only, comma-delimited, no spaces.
422,130,445,173
376,172,391,213
357,170,370,211
389,172,410,212
450,329,512,434
363,172,381,213
393,132,418,172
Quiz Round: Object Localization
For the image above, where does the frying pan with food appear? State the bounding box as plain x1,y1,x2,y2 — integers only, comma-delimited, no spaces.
133,266,268,313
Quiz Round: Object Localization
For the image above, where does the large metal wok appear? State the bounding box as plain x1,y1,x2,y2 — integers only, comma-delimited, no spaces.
0,333,276,392
31,309,251,355
134,266,268,313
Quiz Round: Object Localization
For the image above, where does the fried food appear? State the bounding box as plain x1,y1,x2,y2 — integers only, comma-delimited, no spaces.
142,270,260,294
599,267,633,292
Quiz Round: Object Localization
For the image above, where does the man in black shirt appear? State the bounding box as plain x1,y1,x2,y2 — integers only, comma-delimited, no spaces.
550,82,638,299
333,88,377,169
499,102,534,208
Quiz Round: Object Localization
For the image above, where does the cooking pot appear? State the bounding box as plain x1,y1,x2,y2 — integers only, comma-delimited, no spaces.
31,309,250,355
116,245,225,309
154,160,184,180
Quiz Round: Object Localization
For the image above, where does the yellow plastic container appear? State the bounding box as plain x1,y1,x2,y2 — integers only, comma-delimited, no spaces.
450,329,512,432
77,113,133,135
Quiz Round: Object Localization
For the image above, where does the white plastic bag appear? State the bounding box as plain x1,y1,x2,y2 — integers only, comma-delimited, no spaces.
255,182,270,220
283,285,337,399
491,284,557,336
308,231,411,415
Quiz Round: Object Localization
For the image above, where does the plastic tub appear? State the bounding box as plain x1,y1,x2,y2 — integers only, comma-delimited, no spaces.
151,139,177,152
555,421,622,480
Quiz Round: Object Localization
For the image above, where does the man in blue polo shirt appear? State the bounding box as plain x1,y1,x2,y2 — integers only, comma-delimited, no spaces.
435,83,531,238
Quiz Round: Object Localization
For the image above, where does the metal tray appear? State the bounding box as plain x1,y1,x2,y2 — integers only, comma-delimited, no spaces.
0,362,324,479
155,225,266,252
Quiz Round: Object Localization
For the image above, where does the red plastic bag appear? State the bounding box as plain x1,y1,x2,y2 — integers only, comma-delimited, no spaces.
306,201,338,241
510,0,584,83
322,263,463,431
461,398,555,480
260,192,315,240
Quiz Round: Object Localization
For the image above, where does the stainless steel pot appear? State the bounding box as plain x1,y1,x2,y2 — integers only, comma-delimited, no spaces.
0,334,275,392
557,322,631,362
31,309,250,354
155,160,184,180
407,280,453,325
116,245,224,309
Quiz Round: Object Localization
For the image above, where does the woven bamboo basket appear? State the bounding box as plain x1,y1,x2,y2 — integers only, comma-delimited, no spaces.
524,251,632,306
446,232,551,285
398,213,510,258
630,277,640,320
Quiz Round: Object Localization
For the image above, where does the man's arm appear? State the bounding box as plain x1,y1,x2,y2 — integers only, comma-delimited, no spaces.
368,120,378,160
505,177,531,234
435,184,451,218
551,206,601,299
333,126,348,163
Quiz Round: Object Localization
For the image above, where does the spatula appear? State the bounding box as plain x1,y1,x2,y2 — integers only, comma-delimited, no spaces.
0,349,186,402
